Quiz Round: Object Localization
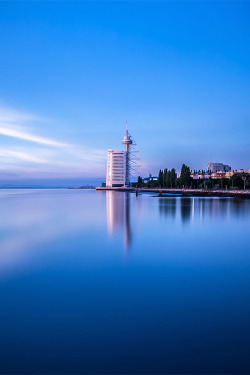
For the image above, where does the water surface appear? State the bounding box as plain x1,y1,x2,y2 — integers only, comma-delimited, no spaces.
0,190,250,374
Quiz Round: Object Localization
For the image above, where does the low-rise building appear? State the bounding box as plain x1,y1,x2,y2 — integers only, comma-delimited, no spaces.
143,175,158,184
190,170,211,180
211,172,226,179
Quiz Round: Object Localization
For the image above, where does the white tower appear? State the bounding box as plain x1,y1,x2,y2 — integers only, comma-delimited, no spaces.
105,122,141,187
121,121,133,186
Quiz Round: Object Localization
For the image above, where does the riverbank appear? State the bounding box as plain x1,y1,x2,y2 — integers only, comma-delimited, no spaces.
96,186,250,198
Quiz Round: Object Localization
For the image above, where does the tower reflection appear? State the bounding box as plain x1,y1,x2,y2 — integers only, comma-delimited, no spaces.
106,191,132,251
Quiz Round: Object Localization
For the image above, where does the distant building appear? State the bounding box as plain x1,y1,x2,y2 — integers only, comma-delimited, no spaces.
106,150,125,187
180,165,249,181
223,165,231,172
207,162,231,173
233,169,250,174
143,176,157,184
191,172,211,180
211,172,226,179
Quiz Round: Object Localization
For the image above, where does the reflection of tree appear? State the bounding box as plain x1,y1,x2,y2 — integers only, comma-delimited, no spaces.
180,198,191,223
229,198,247,216
159,198,177,218
200,198,247,219
158,196,249,224
106,191,132,252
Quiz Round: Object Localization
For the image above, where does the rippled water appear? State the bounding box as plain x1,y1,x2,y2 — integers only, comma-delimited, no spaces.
0,189,250,374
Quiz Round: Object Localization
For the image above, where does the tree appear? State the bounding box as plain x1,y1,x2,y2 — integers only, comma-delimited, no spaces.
170,168,176,188
179,164,191,188
220,177,230,189
137,176,142,184
158,169,164,187
147,179,158,188
246,176,250,189
230,174,244,189
163,168,168,188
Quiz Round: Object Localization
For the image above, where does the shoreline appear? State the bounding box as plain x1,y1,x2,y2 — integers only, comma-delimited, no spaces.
96,186,250,198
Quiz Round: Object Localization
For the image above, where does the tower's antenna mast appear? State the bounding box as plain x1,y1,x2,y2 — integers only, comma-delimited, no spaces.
121,122,141,186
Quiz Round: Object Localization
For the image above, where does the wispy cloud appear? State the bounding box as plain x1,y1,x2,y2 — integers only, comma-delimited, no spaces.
0,103,106,177
0,123,70,147
0,149,49,164
0,105,41,123
0,104,70,147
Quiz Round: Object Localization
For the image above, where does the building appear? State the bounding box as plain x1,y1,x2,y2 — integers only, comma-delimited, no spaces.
106,124,141,187
233,169,250,174
106,150,125,187
143,175,158,184
211,172,226,179
207,162,231,172
190,171,211,180
178,165,249,182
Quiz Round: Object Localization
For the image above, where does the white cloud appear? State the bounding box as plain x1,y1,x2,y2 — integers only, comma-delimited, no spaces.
0,103,106,177
0,123,71,147
0,150,50,164
0,104,70,146
0,105,41,123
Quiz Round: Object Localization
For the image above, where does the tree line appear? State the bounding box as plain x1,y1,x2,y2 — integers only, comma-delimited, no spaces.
133,164,250,190
134,164,191,188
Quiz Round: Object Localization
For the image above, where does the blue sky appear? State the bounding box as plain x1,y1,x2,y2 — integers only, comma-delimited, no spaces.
0,0,249,178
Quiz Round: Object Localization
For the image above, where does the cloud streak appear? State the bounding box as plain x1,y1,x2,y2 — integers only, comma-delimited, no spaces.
0,123,70,147
0,103,106,177
0,150,49,164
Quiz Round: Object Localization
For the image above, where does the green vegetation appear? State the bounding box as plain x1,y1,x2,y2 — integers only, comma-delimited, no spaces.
132,166,250,190
179,164,191,188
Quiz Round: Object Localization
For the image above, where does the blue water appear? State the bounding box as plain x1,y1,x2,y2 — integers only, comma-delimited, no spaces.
0,189,250,374
0,177,104,188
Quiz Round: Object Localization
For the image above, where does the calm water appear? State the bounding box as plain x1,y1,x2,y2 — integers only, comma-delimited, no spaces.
0,177,104,188
0,189,250,374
